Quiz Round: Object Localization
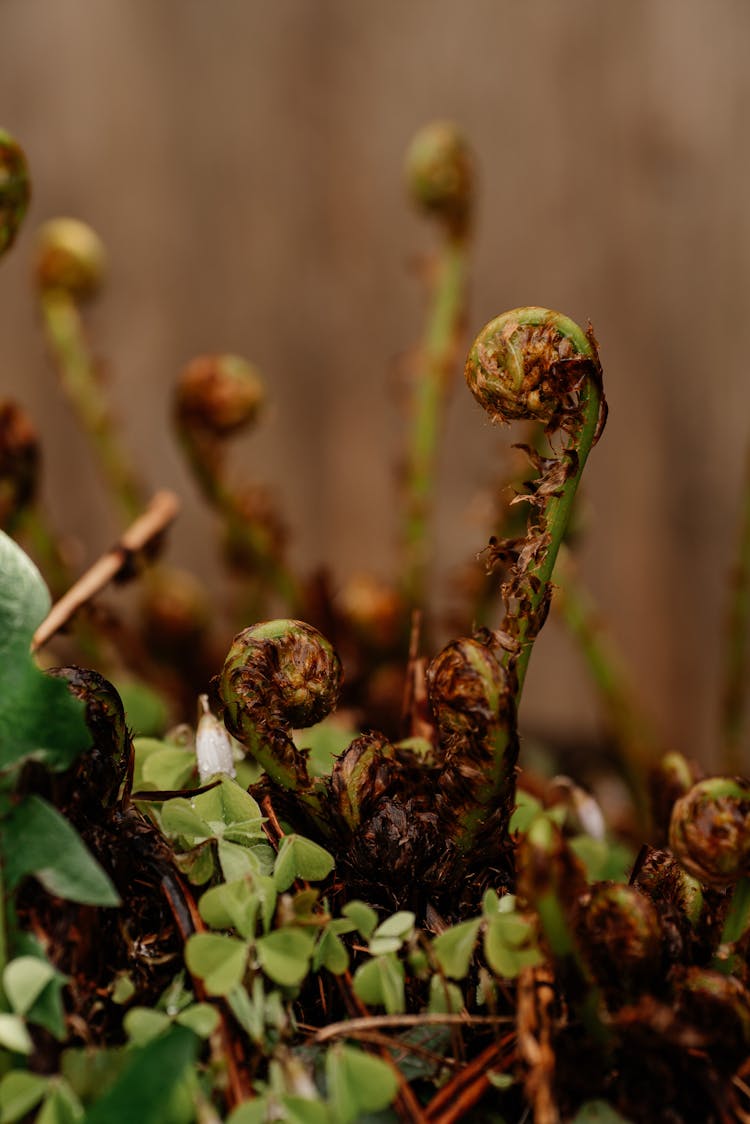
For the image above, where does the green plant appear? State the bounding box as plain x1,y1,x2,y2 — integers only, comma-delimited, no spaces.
3,123,750,1124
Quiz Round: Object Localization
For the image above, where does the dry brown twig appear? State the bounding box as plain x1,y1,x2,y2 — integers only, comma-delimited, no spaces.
313,1011,513,1044
31,490,180,653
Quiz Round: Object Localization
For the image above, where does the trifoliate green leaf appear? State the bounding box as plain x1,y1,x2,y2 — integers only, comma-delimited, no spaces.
185,933,249,996
123,1007,172,1046
313,927,349,975
83,1025,198,1124
369,910,415,954
175,1003,219,1038
199,878,260,938
325,1044,399,1124
34,1083,83,1124
256,928,316,987
432,918,481,980
352,954,405,1014
484,913,542,979
427,975,464,1014
273,834,335,891
0,1012,32,1054
0,1071,48,1122
341,900,377,939
3,955,57,1015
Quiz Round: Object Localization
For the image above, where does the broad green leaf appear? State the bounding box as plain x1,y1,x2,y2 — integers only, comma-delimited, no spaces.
60,1047,128,1105
192,777,263,830
185,933,249,996
373,910,415,938
175,1002,219,1038
0,1071,48,1123
313,927,349,975
111,974,136,1005
509,790,544,834
159,799,212,840
341,900,377,939
0,1012,32,1053
173,841,215,885
227,984,265,1043
12,936,69,1040
26,970,67,1039
2,796,120,906
325,1044,399,1124
278,1096,329,1124
218,839,266,882
123,1007,172,1046
328,916,358,936
83,1025,198,1124
0,532,88,772
256,928,316,987
352,954,405,1014
3,955,57,1015
199,878,260,938
207,872,276,934
482,889,519,918
273,834,335,891
223,819,267,847
369,910,415,954
432,918,481,980
427,975,464,1014
35,1084,83,1124
484,914,542,979
226,1100,270,1124
140,747,196,792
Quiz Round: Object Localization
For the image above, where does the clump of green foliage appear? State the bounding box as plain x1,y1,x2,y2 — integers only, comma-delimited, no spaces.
2,124,750,1124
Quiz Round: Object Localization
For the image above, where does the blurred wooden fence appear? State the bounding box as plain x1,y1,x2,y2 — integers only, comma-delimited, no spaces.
2,0,750,769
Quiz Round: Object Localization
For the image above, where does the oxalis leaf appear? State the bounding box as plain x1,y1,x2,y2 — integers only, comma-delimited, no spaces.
273,834,335,891
353,953,405,1014
185,932,249,996
256,927,316,987
0,531,88,773
2,795,120,906
432,917,482,980
0,1071,49,1123
3,955,57,1015
325,1044,399,1124
83,1025,198,1124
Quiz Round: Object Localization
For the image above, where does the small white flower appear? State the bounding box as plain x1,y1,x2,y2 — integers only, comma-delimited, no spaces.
195,694,236,782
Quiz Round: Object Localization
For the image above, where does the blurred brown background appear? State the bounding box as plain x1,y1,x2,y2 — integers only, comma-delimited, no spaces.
1,0,749,768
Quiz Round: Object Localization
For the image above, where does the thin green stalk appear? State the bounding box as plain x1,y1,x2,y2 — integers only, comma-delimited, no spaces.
721,439,750,774
512,379,603,700
554,545,657,825
403,235,468,608
39,291,143,523
401,120,473,614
